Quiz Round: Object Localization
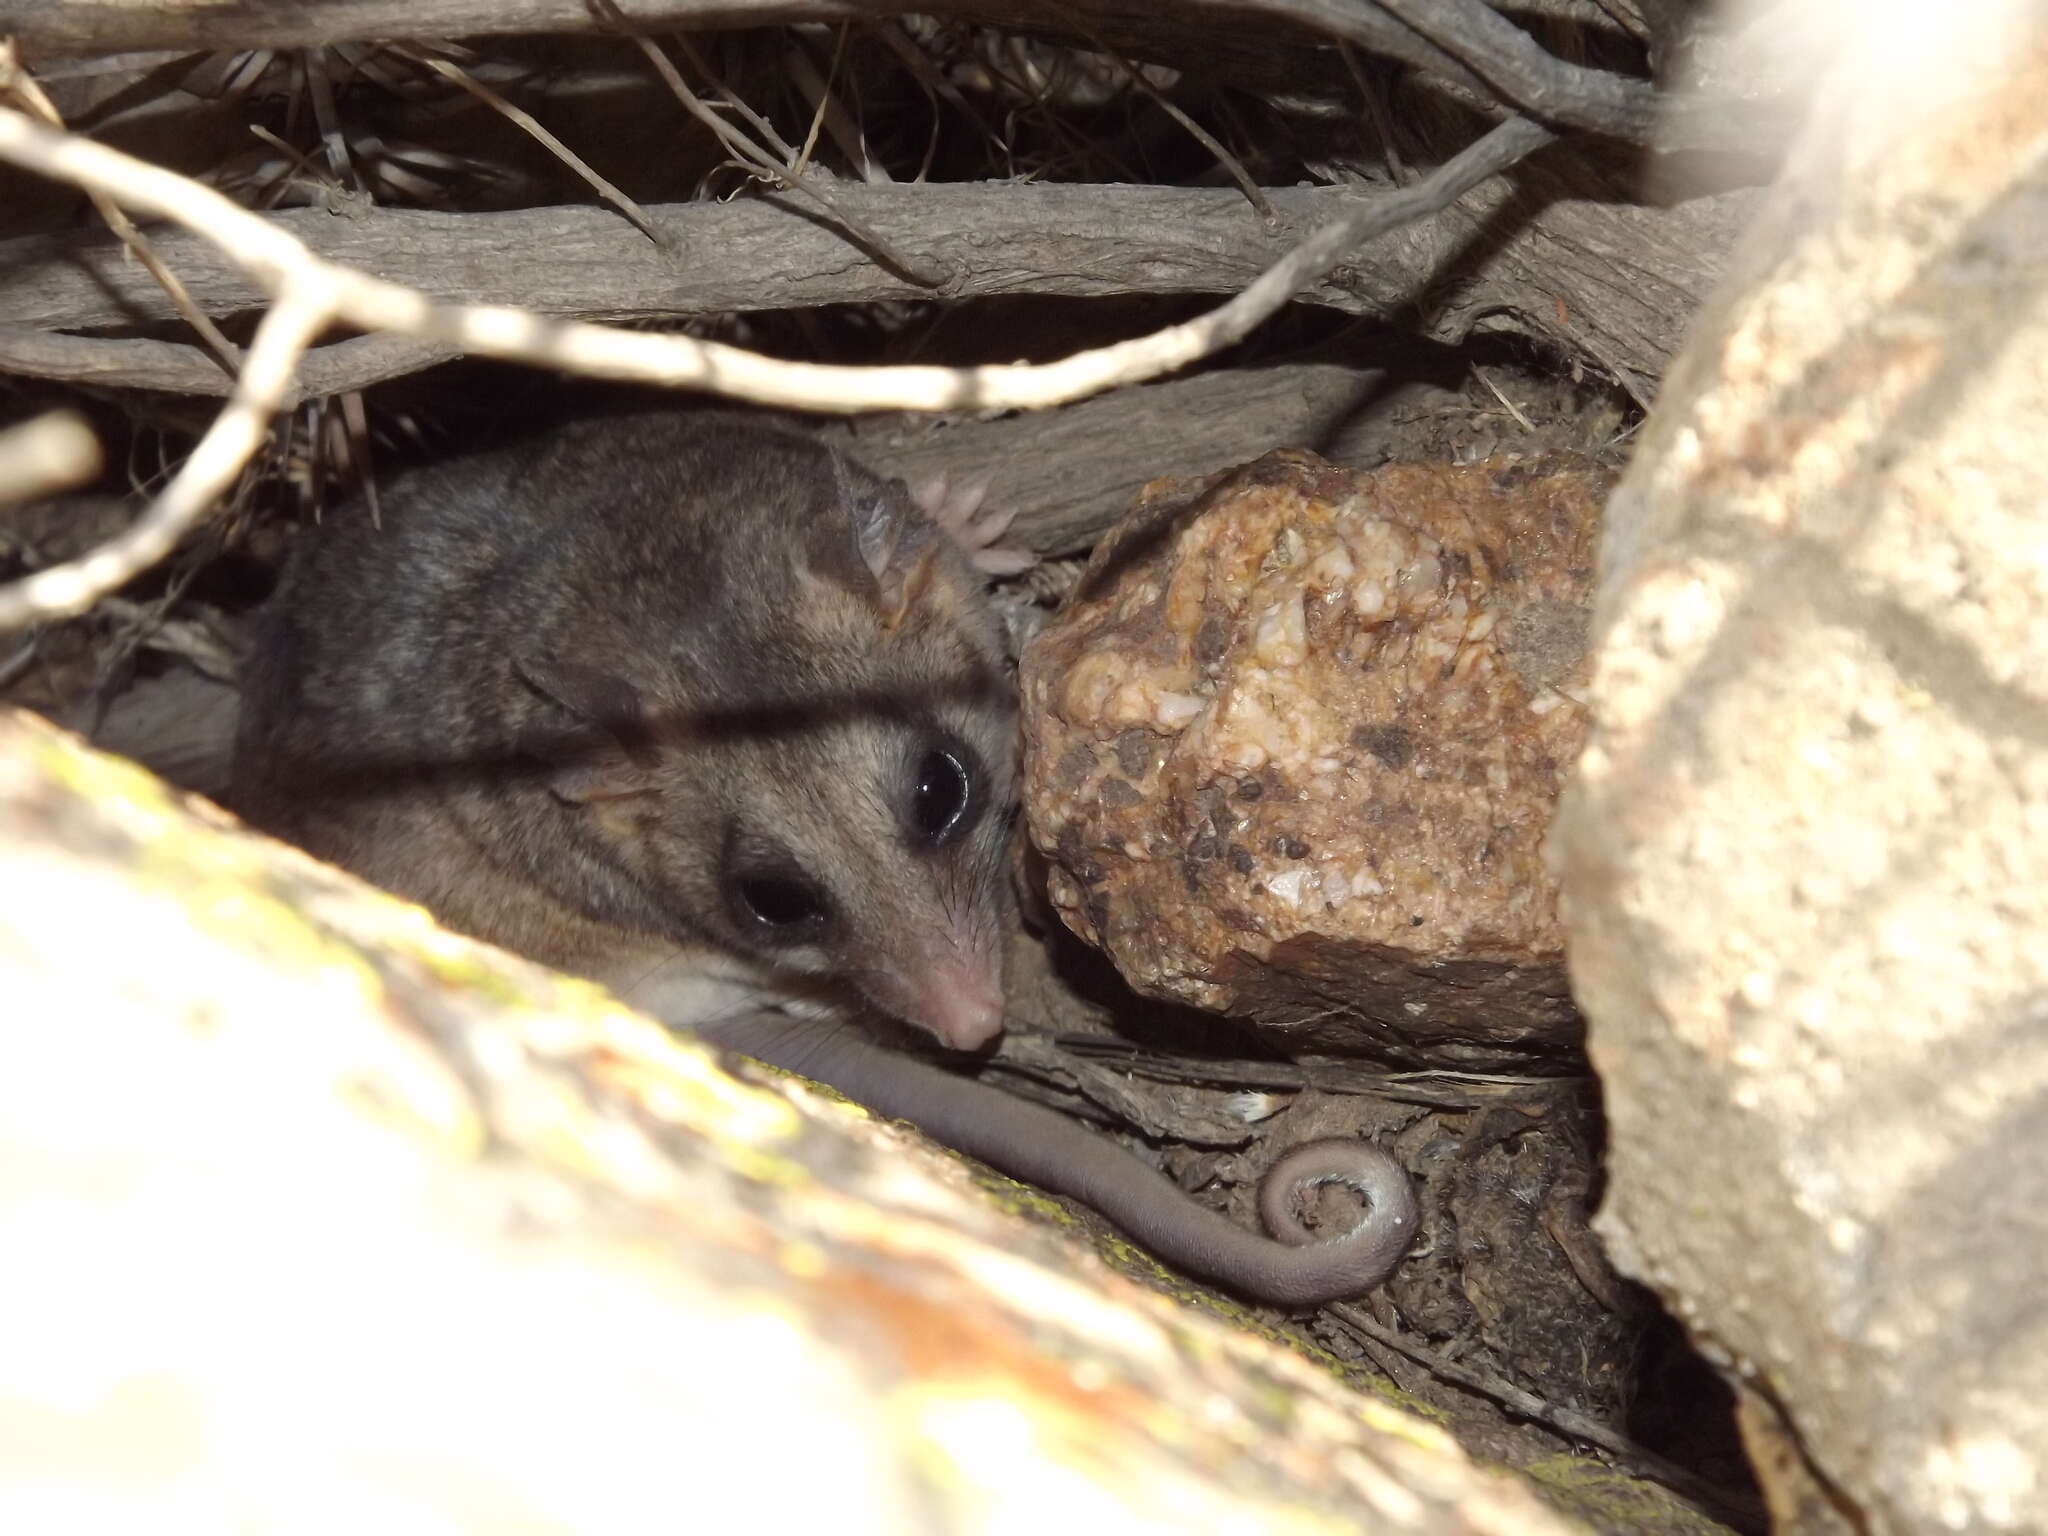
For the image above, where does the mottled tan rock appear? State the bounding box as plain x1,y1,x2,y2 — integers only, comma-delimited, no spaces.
1021,449,1610,1063
1548,5,2048,1532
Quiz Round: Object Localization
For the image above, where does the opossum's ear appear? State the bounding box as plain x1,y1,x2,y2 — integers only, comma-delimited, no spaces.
513,655,657,803
810,474,941,631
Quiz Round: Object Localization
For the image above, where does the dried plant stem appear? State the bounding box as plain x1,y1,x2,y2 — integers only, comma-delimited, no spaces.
395,44,664,245
601,0,941,283
0,290,328,631
1330,1302,1767,1534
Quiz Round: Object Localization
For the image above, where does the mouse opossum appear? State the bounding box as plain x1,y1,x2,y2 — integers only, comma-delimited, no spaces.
232,413,1415,1305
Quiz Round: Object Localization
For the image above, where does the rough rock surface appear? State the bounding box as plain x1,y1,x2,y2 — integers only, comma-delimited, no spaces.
1021,449,1609,1066
0,706,1605,1536
1549,5,2048,1532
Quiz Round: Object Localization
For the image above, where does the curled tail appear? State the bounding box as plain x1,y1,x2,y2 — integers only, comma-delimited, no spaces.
705,1013,1417,1307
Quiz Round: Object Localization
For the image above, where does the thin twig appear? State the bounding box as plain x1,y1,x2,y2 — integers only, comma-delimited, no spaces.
299,45,358,193
872,19,1007,168
1088,35,1275,226
1336,37,1411,185
95,596,242,679
1050,1032,1580,1110
1366,0,1660,140
1329,1303,1769,1535
1473,366,1536,432
1569,325,1656,416
243,121,329,209
670,34,802,165
87,559,204,703
785,26,886,184
338,387,380,528
394,44,665,246
604,1,946,286
621,30,794,182
0,283,329,630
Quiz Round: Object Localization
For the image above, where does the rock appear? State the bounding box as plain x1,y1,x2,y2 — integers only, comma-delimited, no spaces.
1021,448,1610,1067
0,702,1623,1536
1548,4,2048,1530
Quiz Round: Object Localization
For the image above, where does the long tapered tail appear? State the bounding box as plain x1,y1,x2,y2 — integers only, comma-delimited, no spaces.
703,1013,1416,1307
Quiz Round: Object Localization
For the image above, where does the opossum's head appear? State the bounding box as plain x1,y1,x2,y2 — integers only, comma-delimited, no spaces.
518,421,1016,1052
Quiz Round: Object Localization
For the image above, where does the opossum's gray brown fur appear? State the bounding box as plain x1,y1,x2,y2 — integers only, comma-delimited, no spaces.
233,412,1415,1305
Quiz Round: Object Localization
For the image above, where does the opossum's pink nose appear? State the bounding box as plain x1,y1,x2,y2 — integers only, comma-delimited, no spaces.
917,968,1007,1052
874,936,1007,1052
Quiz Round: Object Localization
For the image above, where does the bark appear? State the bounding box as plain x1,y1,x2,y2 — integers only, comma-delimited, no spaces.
5,0,1629,141
0,179,1752,401
836,364,1485,560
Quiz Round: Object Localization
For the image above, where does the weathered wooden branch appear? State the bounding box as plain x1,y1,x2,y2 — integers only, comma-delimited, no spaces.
9,0,1782,154
0,323,456,402
0,179,1753,398
838,364,1486,559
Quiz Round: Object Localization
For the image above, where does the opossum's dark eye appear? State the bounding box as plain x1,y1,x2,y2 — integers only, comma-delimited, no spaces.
734,873,830,931
909,747,972,845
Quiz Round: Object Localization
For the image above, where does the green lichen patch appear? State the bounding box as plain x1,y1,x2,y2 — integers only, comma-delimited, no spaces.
1524,1453,1739,1536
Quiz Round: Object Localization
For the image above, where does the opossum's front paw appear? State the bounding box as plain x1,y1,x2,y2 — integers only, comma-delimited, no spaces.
912,472,1037,577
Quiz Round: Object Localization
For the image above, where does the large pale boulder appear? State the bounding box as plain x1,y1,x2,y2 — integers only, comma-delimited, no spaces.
1550,3,2048,1529
0,705,1591,1535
